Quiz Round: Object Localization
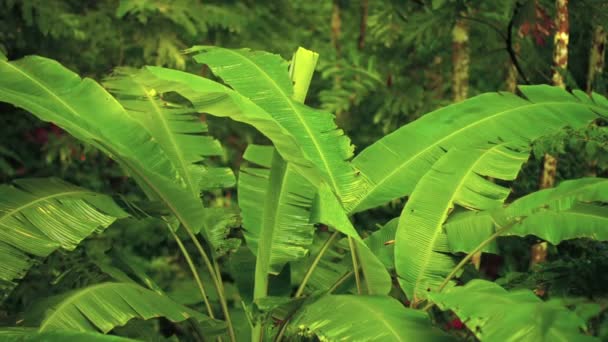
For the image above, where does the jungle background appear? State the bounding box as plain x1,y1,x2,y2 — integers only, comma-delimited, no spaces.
1,0,608,339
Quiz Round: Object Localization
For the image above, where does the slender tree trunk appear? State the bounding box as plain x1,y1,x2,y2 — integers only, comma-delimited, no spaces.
505,42,520,93
586,25,606,94
585,25,606,177
452,16,470,102
539,0,569,191
331,0,341,56
358,0,368,50
532,0,570,270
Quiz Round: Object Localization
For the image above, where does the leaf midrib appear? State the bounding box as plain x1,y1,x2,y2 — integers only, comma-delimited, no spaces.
407,146,504,299
136,80,198,198
0,189,98,227
39,282,164,331
218,49,343,199
353,100,604,212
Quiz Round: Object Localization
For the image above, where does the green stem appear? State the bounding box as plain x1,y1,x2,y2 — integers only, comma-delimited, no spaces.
422,223,514,312
273,231,340,342
348,237,362,294
328,270,354,294
295,231,339,298
186,230,237,342
170,229,215,319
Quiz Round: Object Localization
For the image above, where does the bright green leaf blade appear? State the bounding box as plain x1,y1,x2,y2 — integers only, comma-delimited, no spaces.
0,54,208,242
39,282,223,334
0,178,127,298
239,145,315,276
429,280,597,342
396,144,529,304
137,66,324,188
445,178,608,253
104,68,234,198
352,85,607,213
0,328,141,342
189,47,361,206
286,295,453,341
0,54,176,181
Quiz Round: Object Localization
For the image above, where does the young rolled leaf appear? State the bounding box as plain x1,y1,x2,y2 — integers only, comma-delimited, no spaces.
285,295,453,341
351,86,608,213
445,178,608,254
0,178,128,298
395,144,529,305
39,282,224,335
189,46,361,206
429,279,597,342
0,328,140,342
238,145,316,283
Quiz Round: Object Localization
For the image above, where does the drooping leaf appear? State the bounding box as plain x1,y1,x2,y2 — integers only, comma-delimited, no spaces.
395,144,529,305
285,295,453,341
39,282,223,335
104,67,234,198
445,178,608,254
0,328,140,342
0,54,207,241
351,86,607,213
135,66,324,187
0,178,127,298
429,279,597,342
189,46,361,206
238,144,316,276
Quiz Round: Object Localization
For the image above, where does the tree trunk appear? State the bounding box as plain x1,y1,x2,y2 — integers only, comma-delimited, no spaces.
585,25,606,177
452,17,470,102
533,0,570,270
505,42,520,93
331,0,341,56
586,25,606,94
358,0,368,50
539,0,569,191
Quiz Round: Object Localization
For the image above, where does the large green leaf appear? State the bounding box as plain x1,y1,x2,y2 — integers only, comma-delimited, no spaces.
238,144,315,280
285,295,453,341
104,68,234,198
189,47,361,206
0,54,206,240
38,282,223,334
429,280,597,342
351,86,608,213
395,144,529,305
0,328,140,342
0,178,127,298
136,66,324,187
445,178,608,254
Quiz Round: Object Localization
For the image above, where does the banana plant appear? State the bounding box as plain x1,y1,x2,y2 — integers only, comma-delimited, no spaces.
0,46,607,342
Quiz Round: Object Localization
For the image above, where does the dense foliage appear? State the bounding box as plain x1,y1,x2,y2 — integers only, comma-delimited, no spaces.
1,0,607,341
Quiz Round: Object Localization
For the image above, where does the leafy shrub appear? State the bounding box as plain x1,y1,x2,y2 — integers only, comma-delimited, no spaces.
0,46,606,341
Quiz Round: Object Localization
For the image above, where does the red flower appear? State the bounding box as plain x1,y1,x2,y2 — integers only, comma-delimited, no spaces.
449,317,464,330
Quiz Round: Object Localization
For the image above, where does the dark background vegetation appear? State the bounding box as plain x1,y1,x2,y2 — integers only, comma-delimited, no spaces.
1,0,608,339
